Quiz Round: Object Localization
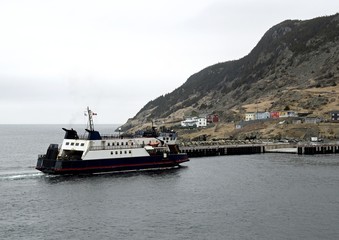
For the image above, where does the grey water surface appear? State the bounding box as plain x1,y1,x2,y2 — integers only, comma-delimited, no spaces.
0,125,339,240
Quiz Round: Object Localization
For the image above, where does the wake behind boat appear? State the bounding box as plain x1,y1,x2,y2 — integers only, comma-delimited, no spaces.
36,107,189,174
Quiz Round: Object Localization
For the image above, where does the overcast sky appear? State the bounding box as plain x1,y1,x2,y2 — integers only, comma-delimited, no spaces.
0,0,338,124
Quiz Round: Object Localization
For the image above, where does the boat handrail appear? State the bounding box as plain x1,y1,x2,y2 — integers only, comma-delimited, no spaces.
101,134,124,139
88,144,143,151
76,133,150,140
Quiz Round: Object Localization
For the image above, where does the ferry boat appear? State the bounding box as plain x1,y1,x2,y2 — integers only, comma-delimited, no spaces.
36,107,189,174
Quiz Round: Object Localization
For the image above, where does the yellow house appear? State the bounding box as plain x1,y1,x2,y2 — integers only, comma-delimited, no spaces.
245,112,256,121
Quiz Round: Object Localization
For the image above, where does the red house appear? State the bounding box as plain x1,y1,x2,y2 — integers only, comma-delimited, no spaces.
270,111,280,119
207,114,219,123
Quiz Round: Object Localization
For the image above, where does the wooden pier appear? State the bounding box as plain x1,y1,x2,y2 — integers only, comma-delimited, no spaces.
180,144,265,157
179,143,339,157
297,144,339,155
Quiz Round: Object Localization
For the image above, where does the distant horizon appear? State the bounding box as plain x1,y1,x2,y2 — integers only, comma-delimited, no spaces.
0,123,124,133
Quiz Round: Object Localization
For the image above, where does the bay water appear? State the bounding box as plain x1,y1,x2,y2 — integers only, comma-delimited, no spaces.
1,125,339,240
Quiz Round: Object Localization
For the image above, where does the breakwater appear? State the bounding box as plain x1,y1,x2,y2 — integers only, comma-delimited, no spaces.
180,143,339,157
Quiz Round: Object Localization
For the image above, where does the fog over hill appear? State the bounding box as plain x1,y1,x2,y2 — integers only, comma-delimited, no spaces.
122,13,339,131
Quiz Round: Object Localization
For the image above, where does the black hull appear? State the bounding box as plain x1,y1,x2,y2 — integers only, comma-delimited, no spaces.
36,154,189,175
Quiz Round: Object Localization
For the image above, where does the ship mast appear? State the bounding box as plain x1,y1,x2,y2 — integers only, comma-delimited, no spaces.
87,106,94,131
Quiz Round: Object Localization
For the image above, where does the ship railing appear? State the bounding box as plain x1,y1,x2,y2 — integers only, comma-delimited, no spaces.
76,134,135,140
88,144,144,151
101,134,124,139
88,144,170,151
76,133,176,140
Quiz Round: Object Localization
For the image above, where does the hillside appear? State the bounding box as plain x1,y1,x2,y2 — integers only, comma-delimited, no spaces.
121,14,339,138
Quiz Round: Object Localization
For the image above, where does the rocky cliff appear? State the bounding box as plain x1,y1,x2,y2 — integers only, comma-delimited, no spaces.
122,14,339,132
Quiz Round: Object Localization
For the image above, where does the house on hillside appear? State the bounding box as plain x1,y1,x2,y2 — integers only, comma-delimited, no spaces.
181,117,207,128
279,111,289,118
207,114,219,123
256,112,270,120
304,117,322,124
270,111,280,119
245,112,256,121
329,110,339,121
279,111,297,118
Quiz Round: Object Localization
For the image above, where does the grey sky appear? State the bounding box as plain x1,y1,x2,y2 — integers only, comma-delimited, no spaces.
1,0,338,124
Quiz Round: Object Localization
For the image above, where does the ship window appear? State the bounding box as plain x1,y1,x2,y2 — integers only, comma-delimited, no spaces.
124,151,127,154
112,142,115,146
81,143,84,146
66,142,69,145
120,151,122,154
121,142,124,146
117,142,119,146
71,143,74,146
131,142,134,146
129,150,131,154
108,143,110,146
76,143,79,146
111,151,113,155
115,151,118,154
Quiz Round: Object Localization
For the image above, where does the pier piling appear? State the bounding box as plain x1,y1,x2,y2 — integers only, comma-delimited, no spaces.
180,143,339,157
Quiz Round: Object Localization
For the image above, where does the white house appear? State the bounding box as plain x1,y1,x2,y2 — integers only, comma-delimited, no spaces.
256,112,270,120
245,112,256,121
181,117,207,128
